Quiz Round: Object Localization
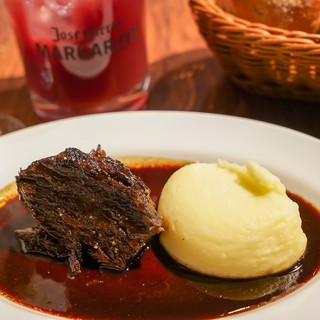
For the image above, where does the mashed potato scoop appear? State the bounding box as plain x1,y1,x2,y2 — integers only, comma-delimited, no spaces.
158,161,307,279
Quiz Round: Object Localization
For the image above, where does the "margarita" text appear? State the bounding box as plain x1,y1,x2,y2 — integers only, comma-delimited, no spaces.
35,27,137,61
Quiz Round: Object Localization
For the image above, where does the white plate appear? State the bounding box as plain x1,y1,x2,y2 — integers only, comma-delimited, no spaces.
0,110,319,320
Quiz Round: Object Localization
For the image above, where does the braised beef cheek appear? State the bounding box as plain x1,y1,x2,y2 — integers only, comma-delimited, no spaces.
15,147,162,275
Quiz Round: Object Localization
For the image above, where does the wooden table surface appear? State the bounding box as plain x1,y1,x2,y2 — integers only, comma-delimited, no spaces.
0,0,320,140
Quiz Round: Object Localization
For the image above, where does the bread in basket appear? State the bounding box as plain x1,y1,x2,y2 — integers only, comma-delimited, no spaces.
189,0,320,102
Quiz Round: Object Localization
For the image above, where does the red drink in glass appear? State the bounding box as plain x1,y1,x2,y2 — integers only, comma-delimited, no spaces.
5,0,148,119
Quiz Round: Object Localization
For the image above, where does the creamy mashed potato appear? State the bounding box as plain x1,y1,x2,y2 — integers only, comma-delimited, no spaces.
158,160,307,279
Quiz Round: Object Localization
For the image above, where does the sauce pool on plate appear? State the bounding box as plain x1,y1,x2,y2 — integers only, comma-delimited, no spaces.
0,162,320,320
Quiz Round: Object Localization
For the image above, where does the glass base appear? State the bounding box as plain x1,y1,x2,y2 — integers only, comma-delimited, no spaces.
31,74,150,120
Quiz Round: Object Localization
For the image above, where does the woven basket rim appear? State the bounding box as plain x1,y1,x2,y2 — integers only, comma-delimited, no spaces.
189,0,320,42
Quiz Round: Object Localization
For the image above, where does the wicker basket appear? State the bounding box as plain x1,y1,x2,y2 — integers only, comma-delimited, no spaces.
189,0,320,102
